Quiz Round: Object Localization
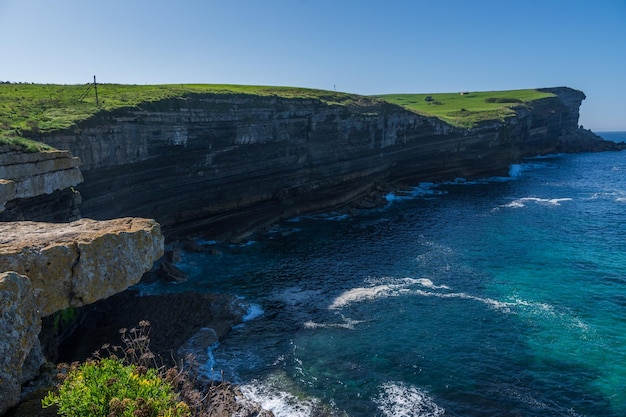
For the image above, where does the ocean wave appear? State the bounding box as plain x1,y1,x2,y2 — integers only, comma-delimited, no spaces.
375,381,445,417
177,328,222,380
500,197,573,208
272,286,322,306
329,277,509,312
328,275,590,320
303,316,366,330
240,381,317,417
238,372,343,417
508,297,592,334
242,303,264,321
329,277,439,310
385,183,446,203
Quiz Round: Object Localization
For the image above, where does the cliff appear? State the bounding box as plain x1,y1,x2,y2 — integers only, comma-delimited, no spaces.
0,84,620,414
0,217,164,414
32,86,621,239
0,147,82,222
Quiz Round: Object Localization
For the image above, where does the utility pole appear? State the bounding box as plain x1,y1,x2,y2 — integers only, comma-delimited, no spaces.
94,75,99,106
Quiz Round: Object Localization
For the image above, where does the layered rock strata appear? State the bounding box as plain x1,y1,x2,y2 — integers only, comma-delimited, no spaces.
0,147,82,222
35,87,622,239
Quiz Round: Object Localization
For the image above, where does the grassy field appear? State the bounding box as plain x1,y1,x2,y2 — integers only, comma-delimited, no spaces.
374,89,555,128
0,83,555,152
0,83,364,137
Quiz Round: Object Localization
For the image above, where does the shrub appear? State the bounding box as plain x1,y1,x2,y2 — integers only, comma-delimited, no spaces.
42,358,190,417
41,320,244,417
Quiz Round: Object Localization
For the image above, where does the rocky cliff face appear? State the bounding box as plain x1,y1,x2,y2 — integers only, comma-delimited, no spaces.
0,147,83,222
35,87,621,239
0,218,164,414
0,272,41,416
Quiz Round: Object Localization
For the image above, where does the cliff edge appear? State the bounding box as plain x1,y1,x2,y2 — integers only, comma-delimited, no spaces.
30,86,622,239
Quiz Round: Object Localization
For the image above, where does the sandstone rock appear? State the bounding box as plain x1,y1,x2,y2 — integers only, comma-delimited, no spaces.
0,217,164,316
0,272,41,415
0,149,82,212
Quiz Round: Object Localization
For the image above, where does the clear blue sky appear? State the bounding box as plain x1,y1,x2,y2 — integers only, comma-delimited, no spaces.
1,0,624,130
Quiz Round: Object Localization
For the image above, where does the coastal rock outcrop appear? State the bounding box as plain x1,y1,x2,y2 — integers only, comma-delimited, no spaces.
0,217,164,316
0,272,41,416
35,87,622,240
0,217,164,415
0,147,83,222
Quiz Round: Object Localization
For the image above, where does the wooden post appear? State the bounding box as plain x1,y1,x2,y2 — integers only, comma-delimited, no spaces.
94,75,99,106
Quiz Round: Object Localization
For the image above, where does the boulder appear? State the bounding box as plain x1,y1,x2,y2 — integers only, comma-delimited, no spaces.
0,217,164,316
0,272,41,415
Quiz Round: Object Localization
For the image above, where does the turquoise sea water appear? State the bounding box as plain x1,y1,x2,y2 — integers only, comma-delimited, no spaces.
140,132,626,416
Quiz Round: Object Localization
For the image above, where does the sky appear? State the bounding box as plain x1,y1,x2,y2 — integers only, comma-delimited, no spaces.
1,0,624,130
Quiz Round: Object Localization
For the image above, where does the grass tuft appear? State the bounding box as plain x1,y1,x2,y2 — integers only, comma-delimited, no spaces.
0,135,56,152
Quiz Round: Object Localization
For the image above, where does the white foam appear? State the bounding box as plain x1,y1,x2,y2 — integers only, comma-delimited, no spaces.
385,184,446,204
239,379,320,417
329,284,395,309
376,381,445,417
329,277,450,310
177,328,222,380
303,316,366,330
414,278,450,290
328,277,449,310
413,289,513,312
501,197,573,208
243,303,264,321
272,287,321,306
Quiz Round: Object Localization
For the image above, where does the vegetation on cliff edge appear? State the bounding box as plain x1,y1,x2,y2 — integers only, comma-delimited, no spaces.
0,82,367,136
375,89,555,129
0,82,556,152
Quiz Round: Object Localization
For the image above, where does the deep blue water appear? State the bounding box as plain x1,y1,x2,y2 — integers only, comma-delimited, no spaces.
140,132,626,416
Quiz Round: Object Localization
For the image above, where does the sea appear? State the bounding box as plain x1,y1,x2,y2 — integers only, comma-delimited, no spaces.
138,131,626,417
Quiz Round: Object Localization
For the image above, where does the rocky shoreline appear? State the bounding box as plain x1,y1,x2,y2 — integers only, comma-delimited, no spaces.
51,289,247,364
1,86,624,416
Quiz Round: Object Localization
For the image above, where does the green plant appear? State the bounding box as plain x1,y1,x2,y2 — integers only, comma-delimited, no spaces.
42,320,250,417
52,307,76,332
0,135,56,152
42,357,190,417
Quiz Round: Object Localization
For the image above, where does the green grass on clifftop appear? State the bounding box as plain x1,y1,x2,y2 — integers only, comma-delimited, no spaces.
0,83,557,152
0,83,370,151
375,89,555,128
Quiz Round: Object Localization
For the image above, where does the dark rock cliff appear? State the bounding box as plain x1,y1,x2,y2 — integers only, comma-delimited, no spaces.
35,87,622,239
